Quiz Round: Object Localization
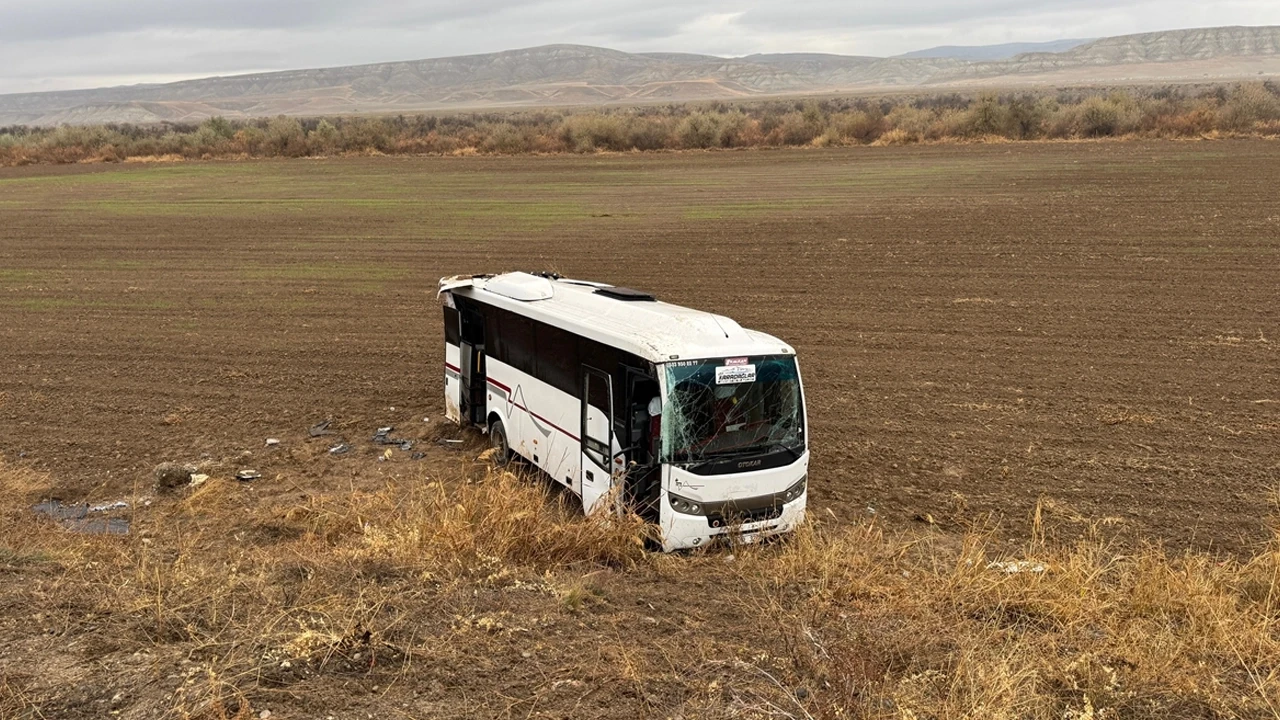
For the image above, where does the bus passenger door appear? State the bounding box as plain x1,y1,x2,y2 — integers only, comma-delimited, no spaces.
459,341,486,427
623,368,663,522
580,367,614,515
458,307,487,427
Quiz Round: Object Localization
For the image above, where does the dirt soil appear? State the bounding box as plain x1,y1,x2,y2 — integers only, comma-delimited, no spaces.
1,142,1278,717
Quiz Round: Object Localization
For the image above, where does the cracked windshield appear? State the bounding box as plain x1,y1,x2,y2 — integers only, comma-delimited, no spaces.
661,356,804,464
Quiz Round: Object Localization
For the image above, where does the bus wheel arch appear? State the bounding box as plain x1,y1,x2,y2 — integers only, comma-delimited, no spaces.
487,414,511,466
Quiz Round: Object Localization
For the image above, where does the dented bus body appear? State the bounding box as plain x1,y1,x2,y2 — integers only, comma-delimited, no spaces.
439,272,808,551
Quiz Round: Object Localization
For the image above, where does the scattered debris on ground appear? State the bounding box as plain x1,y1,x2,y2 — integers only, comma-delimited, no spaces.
988,560,1048,574
32,499,130,534
373,425,414,451
236,470,262,482
309,420,333,437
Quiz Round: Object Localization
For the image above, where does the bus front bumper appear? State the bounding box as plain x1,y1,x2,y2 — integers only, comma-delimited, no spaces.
660,494,806,552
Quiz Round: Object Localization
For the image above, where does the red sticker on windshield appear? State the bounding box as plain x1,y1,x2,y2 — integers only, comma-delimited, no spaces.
725,357,749,366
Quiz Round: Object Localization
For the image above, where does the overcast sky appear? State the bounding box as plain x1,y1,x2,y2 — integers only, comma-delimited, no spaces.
2,0,1279,94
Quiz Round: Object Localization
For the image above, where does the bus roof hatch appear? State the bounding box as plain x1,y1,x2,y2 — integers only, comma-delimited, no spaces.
594,286,656,302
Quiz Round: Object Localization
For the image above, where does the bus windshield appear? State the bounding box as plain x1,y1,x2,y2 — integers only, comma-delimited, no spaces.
661,355,804,465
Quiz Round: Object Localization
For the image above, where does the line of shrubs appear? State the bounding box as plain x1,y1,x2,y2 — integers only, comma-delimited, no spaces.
2,82,1278,165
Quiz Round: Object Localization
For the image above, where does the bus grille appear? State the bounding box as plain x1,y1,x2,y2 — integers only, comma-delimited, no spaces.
707,504,783,528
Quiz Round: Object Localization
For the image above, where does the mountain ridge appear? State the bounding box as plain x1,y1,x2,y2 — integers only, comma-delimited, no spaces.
3,26,1279,126
897,39,1093,60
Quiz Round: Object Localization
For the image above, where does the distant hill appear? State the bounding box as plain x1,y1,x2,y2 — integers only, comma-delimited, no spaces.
898,39,1093,61
942,25,1280,86
2,25,1279,126
1015,25,1280,66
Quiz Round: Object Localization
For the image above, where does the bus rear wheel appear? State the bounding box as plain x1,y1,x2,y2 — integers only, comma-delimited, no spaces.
489,418,511,466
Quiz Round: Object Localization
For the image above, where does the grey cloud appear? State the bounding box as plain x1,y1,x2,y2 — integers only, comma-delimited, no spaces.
0,0,536,42
733,0,1120,32
562,4,710,42
179,50,285,72
0,0,347,41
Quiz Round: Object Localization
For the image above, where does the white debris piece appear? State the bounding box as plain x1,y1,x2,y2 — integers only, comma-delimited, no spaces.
987,560,1047,574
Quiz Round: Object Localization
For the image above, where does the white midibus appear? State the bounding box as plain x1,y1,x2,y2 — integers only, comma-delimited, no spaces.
439,272,808,551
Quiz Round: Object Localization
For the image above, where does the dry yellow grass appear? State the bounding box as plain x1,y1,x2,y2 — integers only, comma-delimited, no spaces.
745,517,1280,718
2,458,1278,718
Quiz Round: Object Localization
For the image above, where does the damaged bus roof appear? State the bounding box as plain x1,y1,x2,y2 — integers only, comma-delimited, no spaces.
439,272,795,364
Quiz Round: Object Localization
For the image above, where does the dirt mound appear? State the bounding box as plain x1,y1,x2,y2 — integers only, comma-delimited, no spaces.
153,462,191,490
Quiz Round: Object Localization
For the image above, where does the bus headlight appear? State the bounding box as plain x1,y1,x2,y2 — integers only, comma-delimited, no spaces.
668,492,708,516
780,475,807,503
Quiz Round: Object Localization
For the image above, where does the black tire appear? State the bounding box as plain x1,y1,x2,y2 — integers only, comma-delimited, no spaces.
489,418,511,466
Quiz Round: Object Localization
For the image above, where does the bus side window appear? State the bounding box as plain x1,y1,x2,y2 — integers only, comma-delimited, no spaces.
443,306,460,345
484,310,503,364
534,321,579,395
504,315,535,376
584,370,612,466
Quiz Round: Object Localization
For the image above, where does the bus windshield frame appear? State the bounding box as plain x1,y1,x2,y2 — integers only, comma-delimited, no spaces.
659,355,805,466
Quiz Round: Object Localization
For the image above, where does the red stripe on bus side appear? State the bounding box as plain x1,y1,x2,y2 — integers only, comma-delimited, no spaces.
532,410,581,444
445,362,581,442
487,377,582,442
482,375,581,443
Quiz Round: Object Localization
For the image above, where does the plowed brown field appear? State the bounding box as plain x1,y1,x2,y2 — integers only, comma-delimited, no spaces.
1,143,1278,551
